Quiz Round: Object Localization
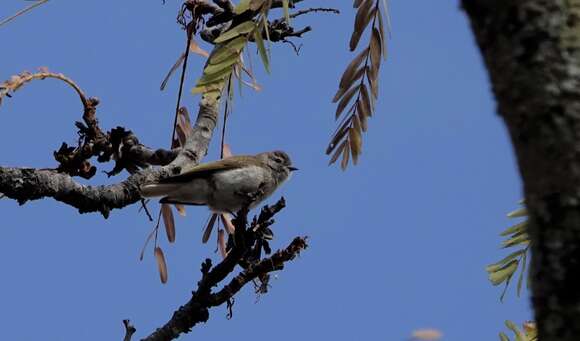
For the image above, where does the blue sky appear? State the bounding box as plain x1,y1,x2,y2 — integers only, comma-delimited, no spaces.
0,1,529,340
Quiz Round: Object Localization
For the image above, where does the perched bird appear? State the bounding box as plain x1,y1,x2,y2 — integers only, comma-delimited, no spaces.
141,150,297,213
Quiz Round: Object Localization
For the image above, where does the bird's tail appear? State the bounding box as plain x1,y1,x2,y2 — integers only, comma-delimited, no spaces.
140,183,180,198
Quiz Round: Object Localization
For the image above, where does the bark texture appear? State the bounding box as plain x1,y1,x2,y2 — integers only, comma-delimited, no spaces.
0,97,218,217
463,1,580,339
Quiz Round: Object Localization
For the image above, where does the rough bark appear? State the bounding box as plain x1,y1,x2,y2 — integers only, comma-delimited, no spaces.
463,1,580,339
0,97,219,217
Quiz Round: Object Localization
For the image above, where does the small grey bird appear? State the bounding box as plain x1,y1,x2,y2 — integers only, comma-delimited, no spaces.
140,150,297,213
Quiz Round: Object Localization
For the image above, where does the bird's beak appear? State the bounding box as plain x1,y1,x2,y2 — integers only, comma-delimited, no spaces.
288,166,299,172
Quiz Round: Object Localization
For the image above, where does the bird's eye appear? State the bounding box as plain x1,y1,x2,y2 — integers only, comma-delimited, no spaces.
274,157,283,164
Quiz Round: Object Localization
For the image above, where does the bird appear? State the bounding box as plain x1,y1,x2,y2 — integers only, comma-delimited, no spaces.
140,150,297,213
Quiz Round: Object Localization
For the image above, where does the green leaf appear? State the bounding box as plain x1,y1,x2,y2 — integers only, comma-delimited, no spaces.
214,21,256,44
282,0,290,23
486,249,525,273
499,332,511,341
507,207,527,218
502,232,530,248
254,24,270,73
197,67,234,86
203,54,240,77
505,321,527,341
210,36,248,64
234,0,251,14
516,248,528,297
191,82,225,94
500,221,528,237
488,259,519,286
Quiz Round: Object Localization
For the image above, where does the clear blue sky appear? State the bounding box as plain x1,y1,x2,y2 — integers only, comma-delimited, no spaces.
1,1,529,340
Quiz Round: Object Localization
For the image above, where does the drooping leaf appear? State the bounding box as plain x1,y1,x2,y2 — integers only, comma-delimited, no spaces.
154,247,168,284
329,140,347,165
327,118,352,154
221,213,236,234
516,249,528,296
335,85,360,119
161,204,176,243
218,229,228,258
357,101,369,132
359,81,374,113
350,1,375,51
334,66,366,103
160,39,209,91
369,27,382,79
377,7,388,59
367,68,379,99
486,249,525,273
488,260,519,286
254,22,270,73
341,141,351,170
340,48,369,88
349,124,362,164
202,213,219,244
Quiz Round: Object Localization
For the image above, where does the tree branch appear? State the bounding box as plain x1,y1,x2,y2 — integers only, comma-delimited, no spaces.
140,200,307,341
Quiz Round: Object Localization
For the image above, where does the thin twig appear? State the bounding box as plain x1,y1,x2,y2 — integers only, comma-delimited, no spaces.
0,70,88,108
290,7,340,19
122,319,136,341
140,199,154,222
0,0,49,28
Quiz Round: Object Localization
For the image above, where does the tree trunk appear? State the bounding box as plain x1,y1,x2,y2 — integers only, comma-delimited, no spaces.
463,1,580,340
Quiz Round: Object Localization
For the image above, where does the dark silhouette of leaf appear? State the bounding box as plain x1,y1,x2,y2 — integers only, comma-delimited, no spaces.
154,247,168,284
334,66,365,103
350,2,375,51
335,84,360,119
349,125,362,164
254,21,271,73
329,140,347,165
359,83,373,114
377,9,387,59
370,27,382,79
341,141,351,170
338,47,369,91
202,213,219,243
161,204,176,243
327,118,352,154
367,70,379,99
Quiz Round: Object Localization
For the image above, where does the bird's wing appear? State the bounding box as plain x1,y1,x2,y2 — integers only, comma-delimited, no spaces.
159,155,261,183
